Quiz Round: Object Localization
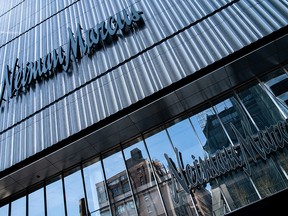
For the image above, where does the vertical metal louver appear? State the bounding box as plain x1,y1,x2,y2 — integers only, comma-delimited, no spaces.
0,0,287,171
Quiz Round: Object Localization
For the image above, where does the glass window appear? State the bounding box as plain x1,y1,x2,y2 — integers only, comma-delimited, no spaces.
83,158,111,214
260,66,288,107
28,188,45,216
112,198,137,216
275,148,288,179
213,97,256,146
166,118,205,170
167,118,213,215
235,84,288,197
237,84,285,130
11,196,26,216
191,107,230,155
64,167,86,216
102,147,136,215
46,176,65,216
249,158,286,198
0,204,9,216
123,139,166,216
144,129,174,183
144,129,199,216
211,98,261,210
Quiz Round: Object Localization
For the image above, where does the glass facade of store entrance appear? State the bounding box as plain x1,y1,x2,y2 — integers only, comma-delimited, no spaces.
1,65,288,216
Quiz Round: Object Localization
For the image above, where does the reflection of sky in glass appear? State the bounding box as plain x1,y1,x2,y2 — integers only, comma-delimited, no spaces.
29,188,45,216
145,130,175,168
214,99,233,113
46,178,65,216
103,151,126,179
83,161,105,212
196,107,215,129
190,115,207,148
167,119,204,165
64,170,85,216
0,204,8,216
123,140,148,161
11,196,26,216
265,73,287,86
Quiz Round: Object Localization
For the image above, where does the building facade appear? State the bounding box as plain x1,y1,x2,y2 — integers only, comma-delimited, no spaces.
0,0,287,215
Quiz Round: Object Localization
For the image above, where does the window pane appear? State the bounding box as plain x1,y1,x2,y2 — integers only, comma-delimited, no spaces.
238,84,284,130
219,171,259,210
213,97,255,145
90,208,111,216
261,66,288,108
144,129,174,183
167,118,214,215
11,196,26,216
192,107,229,155
166,119,205,170
0,204,9,216
144,129,198,215
112,198,137,216
83,158,111,214
28,188,45,216
190,105,259,213
123,139,166,215
250,159,286,198
46,176,65,216
64,167,86,216
211,98,260,210
275,148,288,178
236,85,288,197
102,147,136,216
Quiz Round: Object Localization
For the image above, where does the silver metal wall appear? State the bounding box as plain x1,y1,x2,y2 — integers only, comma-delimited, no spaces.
0,0,287,171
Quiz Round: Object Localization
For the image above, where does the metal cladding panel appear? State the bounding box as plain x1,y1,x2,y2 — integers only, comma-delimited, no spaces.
0,0,287,171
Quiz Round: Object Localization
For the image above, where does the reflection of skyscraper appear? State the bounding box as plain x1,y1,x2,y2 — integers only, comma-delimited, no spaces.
203,84,286,155
265,72,288,105
201,84,288,214
202,109,233,154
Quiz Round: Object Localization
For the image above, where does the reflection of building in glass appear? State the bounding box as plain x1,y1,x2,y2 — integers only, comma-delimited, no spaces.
265,72,288,105
0,1,287,215
201,84,288,214
96,171,135,215
202,109,233,154
203,84,285,155
98,148,212,216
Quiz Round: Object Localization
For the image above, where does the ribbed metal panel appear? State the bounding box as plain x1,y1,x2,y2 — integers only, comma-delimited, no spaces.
0,0,287,170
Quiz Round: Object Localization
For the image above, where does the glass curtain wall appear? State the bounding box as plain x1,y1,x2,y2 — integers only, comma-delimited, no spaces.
1,67,288,216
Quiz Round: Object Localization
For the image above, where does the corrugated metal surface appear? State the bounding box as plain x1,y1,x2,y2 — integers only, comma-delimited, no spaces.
0,0,287,171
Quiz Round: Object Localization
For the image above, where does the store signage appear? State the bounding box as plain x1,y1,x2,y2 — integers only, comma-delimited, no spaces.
0,7,143,108
164,119,288,200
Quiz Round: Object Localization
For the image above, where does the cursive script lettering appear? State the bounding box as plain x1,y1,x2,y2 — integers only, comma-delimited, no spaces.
165,119,288,202
0,7,143,108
